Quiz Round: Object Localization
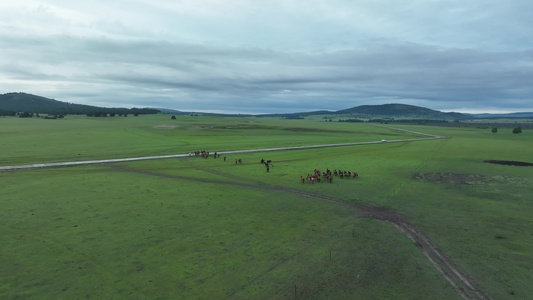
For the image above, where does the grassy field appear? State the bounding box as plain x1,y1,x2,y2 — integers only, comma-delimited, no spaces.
1,115,532,299
0,115,420,166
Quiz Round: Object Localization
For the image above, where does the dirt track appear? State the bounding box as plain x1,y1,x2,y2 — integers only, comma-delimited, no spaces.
108,163,492,300
259,188,492,300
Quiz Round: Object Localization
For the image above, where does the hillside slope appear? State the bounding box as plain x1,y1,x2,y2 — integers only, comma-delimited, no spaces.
0,93,159,115
336,103,470,119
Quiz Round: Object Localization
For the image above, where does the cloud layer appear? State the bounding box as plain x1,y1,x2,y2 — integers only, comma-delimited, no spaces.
1,1,532,114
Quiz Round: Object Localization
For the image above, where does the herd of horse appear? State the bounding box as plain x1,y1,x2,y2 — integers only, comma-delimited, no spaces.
189,150,235,163
189,150,358,182
301,168,358,183
189,150,217,158
190,150,228,161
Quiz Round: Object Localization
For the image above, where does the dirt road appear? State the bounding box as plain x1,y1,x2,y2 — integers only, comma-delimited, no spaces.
0,132,445,172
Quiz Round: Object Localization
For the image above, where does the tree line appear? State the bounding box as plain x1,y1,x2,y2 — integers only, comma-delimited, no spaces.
0,93,160,116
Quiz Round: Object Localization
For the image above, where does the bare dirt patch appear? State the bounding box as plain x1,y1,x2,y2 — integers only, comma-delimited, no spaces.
483,160,533,167
412,173,491,185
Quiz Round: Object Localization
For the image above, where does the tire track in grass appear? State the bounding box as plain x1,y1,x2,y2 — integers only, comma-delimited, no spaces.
274,189,492,300
108,164,492,300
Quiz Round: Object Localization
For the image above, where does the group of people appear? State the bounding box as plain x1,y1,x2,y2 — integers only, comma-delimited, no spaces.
301,168,358,183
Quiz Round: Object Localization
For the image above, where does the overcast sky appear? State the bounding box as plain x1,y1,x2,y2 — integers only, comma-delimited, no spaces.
1,1,532,114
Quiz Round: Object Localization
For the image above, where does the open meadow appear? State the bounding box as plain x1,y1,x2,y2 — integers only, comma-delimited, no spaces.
1,115,532,299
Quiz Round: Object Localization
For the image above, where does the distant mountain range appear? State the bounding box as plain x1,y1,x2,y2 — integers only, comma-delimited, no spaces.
162,103,533,120
272,103,472,120
2,92,532,119
0,93,159,116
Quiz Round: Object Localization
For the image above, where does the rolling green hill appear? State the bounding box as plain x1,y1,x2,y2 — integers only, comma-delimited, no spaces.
338,103,446,117
259,103,471,121
0,92,160,116
1,92,509,121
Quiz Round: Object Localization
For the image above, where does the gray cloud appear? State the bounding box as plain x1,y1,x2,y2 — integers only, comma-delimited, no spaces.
1,1,532,114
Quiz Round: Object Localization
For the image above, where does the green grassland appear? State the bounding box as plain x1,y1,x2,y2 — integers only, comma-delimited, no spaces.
0,115,419,166
1,115,532,299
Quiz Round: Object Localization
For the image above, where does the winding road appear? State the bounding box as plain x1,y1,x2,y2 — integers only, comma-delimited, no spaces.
0,125,444,172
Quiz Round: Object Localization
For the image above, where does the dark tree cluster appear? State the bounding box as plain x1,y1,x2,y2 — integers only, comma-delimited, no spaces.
42,115,65,119
368,118,449,124
0,109,16,116
338,118,365,123
18,112,34,118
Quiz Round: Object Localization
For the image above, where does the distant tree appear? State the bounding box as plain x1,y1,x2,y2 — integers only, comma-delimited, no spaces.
491,127,498,133
171,115,176,120
110,113,116,117
0,110,16,116
512,127,522,134
18,112,33,118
